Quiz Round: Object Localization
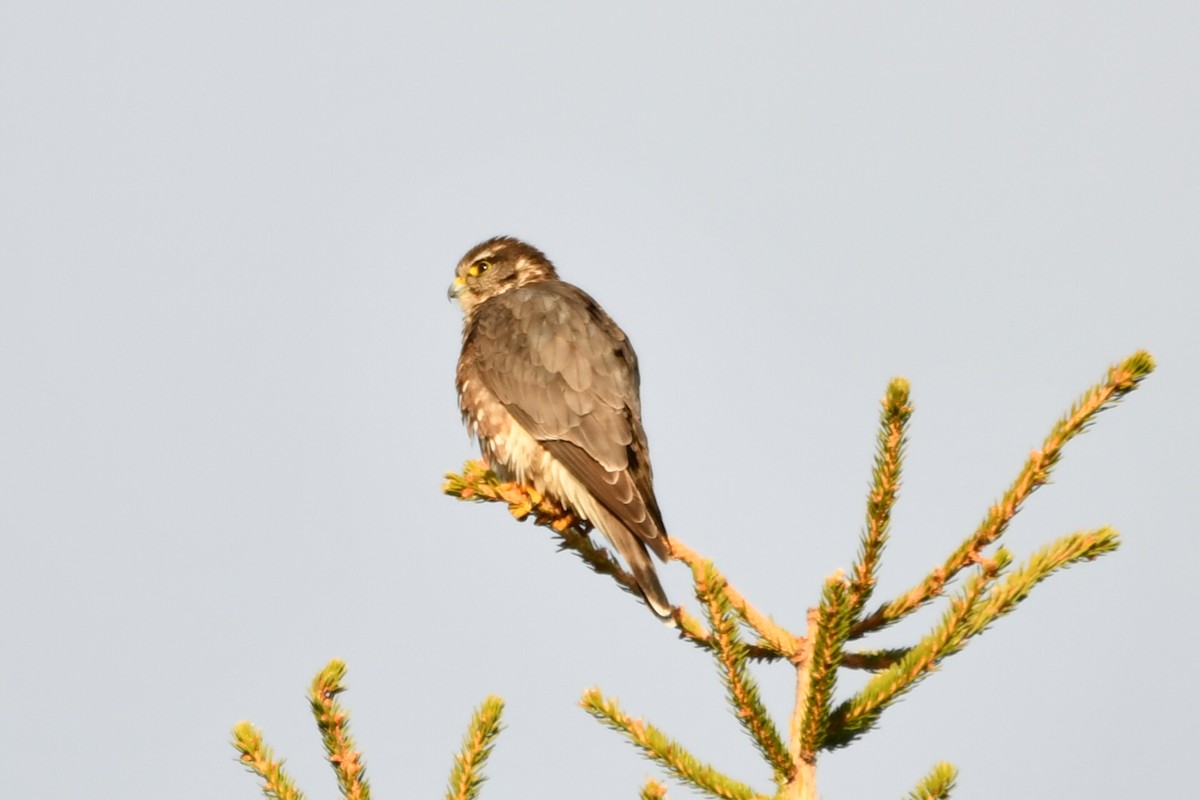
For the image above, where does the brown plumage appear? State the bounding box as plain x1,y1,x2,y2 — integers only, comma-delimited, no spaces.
449,236,671,617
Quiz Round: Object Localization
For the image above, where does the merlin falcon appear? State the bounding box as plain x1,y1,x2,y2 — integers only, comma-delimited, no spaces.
449,236,672,617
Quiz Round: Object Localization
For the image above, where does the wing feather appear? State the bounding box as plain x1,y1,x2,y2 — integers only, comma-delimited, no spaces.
465,280,668,557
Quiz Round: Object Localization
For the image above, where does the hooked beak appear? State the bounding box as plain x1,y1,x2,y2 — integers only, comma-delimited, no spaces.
447,275,466,302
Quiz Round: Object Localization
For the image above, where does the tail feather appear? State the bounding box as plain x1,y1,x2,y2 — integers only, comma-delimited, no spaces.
591,505,672,618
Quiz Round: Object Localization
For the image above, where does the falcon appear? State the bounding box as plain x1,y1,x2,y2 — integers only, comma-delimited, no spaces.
449,236,672,617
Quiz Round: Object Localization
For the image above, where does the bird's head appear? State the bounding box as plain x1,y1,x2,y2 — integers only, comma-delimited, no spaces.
448,236,558,312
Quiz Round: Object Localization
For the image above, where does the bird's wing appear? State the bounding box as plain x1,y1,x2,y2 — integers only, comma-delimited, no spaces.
464,281,668,558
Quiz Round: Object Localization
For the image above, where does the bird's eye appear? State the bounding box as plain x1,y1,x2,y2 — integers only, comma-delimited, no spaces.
469,259,492,277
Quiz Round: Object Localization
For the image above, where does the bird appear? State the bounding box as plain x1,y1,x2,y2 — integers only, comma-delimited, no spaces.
449,236,672,617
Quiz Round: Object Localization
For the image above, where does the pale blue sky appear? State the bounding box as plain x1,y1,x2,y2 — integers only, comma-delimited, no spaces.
2,3,1196,798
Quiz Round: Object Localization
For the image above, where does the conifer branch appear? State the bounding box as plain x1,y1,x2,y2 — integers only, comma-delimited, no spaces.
580,689,768,800
445,464,794,662
694,561,793,784
826,553,1009,748
847,378,911,618
841,648,911,672
443,460,584,532
851,350,1154,639
231,721,307,800
671,539,802,658
785,610,820,800
309,659,370,800
445,696,505,800
445,462,644,602
639,778,670,799
798,573,854,760
552,517,646,601
905,762,958,800
961,527,1119,637
828,528,1117,748
235,663,507,800
673,612,786,662
444,350,1153,796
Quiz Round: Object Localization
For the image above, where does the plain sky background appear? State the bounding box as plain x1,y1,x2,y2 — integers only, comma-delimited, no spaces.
2,3,1196,798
